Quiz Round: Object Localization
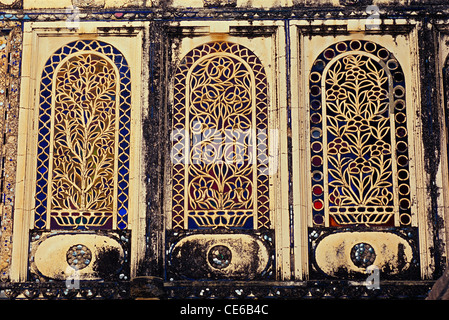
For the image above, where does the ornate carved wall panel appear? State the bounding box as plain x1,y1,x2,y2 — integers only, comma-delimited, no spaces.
20,36,138,283
0,4,447,299
171,41,270,231
306,39,421,280
34,40,131,231
168,39,275,281
309,40,411,228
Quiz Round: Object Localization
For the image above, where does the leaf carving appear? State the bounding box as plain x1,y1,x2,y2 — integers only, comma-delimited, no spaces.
51,53,117,218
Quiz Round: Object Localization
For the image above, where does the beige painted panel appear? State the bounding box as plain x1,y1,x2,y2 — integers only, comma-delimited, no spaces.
437,27,449,269
171,0,203,7
315,231,414,276
31,233,124,280
171,234,270,278
24,0,72,8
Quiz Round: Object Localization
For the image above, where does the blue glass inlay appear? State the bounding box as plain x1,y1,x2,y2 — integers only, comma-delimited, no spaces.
119,181,128,189
35,206,45,214
120,141,129,149
38,139,49,149
35,191,46,201
35,220,46,229
40,114,50,123
117,221,127,230
119,154,128,162
41,77,51,86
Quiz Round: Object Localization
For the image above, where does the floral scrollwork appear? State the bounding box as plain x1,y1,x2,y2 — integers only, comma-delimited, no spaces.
50,53,117,229
325,53,394,225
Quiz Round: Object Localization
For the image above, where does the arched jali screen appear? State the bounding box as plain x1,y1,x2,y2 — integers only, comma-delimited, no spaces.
34,40,131,231
167,41,274,281
171,41,270,231
309,40,411,227
308,40,420,280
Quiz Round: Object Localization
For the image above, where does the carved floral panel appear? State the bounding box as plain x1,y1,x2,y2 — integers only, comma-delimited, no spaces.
171,41,270,230
309,40,411,227
34,40,131,230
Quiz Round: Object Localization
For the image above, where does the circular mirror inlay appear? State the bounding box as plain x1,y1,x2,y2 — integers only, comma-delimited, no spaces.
66,244,92,270
208,245,232,270
350,242,376,268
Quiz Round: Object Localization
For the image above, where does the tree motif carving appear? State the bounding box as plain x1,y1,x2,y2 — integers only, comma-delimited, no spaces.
50,54,117,228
